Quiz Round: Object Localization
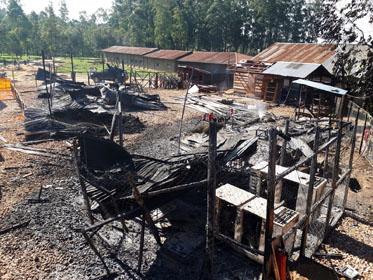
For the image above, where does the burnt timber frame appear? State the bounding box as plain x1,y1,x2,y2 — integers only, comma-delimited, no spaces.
261,116,358,280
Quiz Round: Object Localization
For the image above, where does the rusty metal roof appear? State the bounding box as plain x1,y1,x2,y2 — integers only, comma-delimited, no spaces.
178,51,252,65
262,62,323,78
102,46,158,56
253,43,337,64
144,49,192,60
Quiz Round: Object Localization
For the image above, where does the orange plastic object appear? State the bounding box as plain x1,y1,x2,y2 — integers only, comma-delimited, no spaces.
275,250,288,280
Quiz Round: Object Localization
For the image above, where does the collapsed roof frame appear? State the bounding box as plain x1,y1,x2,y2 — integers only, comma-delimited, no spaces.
72,113,358,279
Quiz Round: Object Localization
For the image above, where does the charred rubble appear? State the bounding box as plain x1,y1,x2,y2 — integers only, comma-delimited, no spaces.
1,66,360,279
24,69,166,140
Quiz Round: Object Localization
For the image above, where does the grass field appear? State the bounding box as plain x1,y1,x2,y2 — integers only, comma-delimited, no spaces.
1,54,176,75
0,54,103,74
55,57,103,73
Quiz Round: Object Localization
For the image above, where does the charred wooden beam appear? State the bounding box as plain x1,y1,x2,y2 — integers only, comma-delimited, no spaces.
263,128,277,280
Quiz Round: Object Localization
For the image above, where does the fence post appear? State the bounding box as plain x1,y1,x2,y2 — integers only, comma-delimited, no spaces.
324,120,343,235
300,124,320,256
263,128,277,280
359,112,368,154
206,118,217,279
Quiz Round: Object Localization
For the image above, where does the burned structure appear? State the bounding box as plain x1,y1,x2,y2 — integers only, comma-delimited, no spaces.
68,86,357,279
0,50,365,280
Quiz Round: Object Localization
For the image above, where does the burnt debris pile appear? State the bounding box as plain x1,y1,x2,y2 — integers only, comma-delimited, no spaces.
24,69,167,140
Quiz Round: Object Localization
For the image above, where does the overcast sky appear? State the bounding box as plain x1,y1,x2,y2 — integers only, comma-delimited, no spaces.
21,0,110,19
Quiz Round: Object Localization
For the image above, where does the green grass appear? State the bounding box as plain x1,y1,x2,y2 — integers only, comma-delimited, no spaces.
0,54,177,75
55,56,103,74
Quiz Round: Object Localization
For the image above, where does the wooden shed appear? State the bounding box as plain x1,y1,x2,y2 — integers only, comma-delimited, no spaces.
102,46,158,68
233,43,338,102
177,51,252,90
143,49,192,72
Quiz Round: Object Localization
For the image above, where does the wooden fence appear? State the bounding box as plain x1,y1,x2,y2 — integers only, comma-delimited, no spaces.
347,101,373,166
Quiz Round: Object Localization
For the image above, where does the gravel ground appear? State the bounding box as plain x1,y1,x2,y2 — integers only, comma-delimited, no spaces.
315,216,373,279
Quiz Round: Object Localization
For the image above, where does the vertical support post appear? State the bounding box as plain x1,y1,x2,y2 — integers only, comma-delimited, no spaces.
137,214,146,274
73,140,94,225
275,119,289,204
324,120,343,235
102,53,105,72
263,128,277,280
323,116,332,177
359,112,368,154
300,124,320,256
177,68,194,154
42,50,52,116
70,52,76,82
343,108,360,208
206,118,217,280
118,92,124,147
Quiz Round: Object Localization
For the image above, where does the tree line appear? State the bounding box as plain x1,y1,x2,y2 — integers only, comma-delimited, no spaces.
0,0,321,57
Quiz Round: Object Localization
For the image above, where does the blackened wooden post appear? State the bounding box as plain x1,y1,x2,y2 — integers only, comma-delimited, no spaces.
138,214,146,274
73,140,94,225
263,128,277,280
102,53,105,72
70,52,76,82
275,119,289,204
118,92,124,147
343,108,360,207
359,112,368,154
42,51,52,116
324,120,343,235
300,123,320,256
206,117,217,279
323,116,332,176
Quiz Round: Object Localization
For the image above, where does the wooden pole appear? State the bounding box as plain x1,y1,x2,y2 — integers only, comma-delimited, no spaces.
359,112,368,154
102,53,105,72
263,128,277,280
206,118,217,279
42,51,52,116
70,52,76,82
324,120,343,235
137,214,145,274
73,140,94,225
275,119,290,204
323,116,332,177
118,92,124,147
177,68,194,154
300,124,320,256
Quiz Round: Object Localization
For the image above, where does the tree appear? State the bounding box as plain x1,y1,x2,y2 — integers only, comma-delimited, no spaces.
317,0,373,112
2,0,31,56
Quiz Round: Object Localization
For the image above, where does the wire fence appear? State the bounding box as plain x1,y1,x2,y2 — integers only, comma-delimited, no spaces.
347,101,373,166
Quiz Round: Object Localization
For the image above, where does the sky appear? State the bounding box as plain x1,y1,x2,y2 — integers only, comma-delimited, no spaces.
21,0,110,19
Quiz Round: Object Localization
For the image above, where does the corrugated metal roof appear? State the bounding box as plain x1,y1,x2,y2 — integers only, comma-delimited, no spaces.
292,79,347,95
262,62,322,78
102,46,158,56
254,43,337,64
178,51,252,65
144,49,192,60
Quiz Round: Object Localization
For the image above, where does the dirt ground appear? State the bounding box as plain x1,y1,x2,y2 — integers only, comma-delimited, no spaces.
0,65,372,279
